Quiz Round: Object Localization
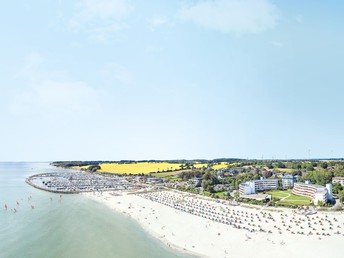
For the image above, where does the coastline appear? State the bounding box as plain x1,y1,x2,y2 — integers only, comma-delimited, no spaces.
84,191,200,258
84,190,344,258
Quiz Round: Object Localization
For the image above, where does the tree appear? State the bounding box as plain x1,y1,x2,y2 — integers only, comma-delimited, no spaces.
203,172,212,181
292,163,302,170
262,170,273,178
87,165,101,172
302,170,332,185
338,191,344,203
207,185,215,193
332,183,343,194
321,162,328,169
277,162,286,169
306,163,314,171
267,163,274,169
202,180,211,190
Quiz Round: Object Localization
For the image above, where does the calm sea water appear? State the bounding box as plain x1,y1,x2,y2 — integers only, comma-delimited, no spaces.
0,162,187,258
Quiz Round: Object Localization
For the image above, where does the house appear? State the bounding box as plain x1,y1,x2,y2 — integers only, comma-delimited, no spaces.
332,177,344,186
281,174,298,188
192,177,203,187
214,184,224,191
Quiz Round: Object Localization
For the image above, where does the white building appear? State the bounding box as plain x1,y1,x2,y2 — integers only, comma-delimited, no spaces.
292,182,333,205
239,178,278,195
282,174,298,188
332,177,344,186
239,182,255,195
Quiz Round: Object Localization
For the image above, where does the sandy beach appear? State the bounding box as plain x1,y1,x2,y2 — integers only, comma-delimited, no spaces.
85,190,344,258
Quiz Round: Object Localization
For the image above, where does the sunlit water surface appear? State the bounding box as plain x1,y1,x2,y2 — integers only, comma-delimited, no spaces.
0,162,188,258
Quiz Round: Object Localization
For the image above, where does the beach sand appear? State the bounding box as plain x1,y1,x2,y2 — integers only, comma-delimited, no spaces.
85,190,344,258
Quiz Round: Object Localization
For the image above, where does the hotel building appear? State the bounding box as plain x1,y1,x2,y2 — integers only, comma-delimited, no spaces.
239,178,278,195
292,182,333,205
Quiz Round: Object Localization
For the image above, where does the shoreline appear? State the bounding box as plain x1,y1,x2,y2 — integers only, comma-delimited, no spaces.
84,191,201,258
84,190,344,258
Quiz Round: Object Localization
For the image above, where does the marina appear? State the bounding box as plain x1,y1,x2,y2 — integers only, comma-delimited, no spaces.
26,172,134,193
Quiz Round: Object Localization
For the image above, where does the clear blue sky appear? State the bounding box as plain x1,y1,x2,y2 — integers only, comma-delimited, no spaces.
1,0,343,161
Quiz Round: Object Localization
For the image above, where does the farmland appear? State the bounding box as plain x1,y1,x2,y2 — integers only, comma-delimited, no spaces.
89,162,182,175
194,163,207,169
194,162,229,170
212,162,229,170
78,162,232,175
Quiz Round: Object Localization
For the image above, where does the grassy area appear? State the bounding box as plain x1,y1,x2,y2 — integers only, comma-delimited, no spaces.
267,191,289,199
150,171,181,177
202,191,228,199
267,190,312,206
150,171,182,181
214,191,228,198
276,168,294,173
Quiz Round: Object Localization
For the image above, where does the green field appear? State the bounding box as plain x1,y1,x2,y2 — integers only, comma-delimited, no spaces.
202,191,227,198
267,190,312,206
150,172,182,181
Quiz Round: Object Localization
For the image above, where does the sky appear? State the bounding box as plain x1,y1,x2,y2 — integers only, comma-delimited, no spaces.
0,0,343,161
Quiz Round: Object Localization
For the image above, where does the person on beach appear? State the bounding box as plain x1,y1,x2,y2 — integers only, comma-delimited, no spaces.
4,204,7,210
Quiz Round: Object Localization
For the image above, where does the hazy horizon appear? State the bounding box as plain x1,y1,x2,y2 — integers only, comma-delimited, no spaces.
2,157,343,163
1,1,343,161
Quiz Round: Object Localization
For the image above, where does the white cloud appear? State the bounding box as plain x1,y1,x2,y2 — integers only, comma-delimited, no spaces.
68,0,133,43
9,53,102,122
147,16,169,31
89,23,123,43
98,63,134,85
145,46,164,54
179,0,279,34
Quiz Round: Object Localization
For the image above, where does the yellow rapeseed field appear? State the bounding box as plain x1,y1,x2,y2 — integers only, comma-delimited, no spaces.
194,162,228,170
97,162,182,175
79,161,232,174
211,162,229,170
194,163,208,168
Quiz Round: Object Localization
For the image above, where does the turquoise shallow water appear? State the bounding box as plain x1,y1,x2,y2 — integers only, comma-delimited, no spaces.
0,163,188,258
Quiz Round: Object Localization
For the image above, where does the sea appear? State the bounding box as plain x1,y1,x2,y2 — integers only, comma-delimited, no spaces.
0,162,188,258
